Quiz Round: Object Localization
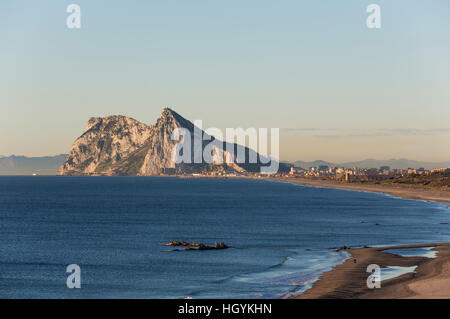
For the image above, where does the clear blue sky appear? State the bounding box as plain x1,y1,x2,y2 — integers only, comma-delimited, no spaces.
1,0,449,162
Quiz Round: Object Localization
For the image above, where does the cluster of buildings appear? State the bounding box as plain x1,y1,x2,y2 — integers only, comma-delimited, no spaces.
175,164,450,180
287,165,450,181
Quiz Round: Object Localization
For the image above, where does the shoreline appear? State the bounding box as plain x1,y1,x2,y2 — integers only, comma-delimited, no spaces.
267,176,450,299
268,177,450,204
292,242,450,299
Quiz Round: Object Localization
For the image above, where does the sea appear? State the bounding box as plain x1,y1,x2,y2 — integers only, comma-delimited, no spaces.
0,176,449,298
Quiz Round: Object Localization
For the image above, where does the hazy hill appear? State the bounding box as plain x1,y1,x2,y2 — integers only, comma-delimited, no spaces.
0,154,67,175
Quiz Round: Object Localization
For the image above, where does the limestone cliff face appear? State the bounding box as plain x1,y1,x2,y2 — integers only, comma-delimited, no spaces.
138,108,192,175
57,115,152,175
139,108,257,175
58,108,286,176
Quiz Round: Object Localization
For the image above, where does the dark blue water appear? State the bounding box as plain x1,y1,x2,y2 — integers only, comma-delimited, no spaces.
0,176,449,298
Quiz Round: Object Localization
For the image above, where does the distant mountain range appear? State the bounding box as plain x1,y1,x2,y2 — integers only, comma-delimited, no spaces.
0,154,67,175
293,159,450,170
1,115,449,176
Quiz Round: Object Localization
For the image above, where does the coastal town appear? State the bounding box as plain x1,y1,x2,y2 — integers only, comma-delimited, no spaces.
286,165,450,181
185,164,450,181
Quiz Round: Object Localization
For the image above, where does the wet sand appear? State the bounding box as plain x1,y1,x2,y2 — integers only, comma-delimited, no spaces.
271,177,450,204
293,242,450,299
265,176,450,298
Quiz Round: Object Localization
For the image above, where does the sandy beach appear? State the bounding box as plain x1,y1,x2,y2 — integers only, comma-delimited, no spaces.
267,176,450,298
271,177,450,204
293,243,450,299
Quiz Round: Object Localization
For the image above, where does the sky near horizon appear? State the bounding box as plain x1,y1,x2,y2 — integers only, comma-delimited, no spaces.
1,1,450,162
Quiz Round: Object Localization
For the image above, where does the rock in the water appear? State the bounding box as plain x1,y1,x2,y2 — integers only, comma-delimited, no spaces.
165,240,230,251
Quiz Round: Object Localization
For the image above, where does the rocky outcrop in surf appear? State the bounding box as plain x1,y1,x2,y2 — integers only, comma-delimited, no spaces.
163,241,230,251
